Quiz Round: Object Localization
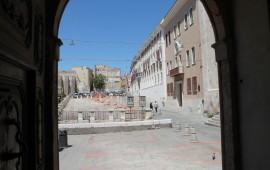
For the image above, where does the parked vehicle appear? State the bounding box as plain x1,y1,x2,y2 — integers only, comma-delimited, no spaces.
73,93,78,98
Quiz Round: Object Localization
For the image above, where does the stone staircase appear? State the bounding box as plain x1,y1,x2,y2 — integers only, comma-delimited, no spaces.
205,115,220,127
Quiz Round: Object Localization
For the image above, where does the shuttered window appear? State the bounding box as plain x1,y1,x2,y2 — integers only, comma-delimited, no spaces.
167,83,170,96
192,76,197,94
170,83,174,95
186,50,190,67
187,78,192,95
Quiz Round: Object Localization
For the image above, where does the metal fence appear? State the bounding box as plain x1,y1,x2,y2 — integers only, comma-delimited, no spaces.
59,110,145,122
125,110,145,120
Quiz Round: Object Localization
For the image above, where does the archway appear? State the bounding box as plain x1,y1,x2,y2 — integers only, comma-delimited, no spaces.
50,0,237,169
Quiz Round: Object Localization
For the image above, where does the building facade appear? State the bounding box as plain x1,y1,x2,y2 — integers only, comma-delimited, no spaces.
94,65,121,92
129,0,219,113
1,0,269,169
198,1,220,113
120,74,130,93
58,70,78,97
161,0,204,113
130,24,167,104
72,66,93,93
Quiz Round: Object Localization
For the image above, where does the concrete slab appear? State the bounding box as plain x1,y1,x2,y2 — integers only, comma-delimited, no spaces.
59,128,222,170
59,119,172,135
59,98,222,169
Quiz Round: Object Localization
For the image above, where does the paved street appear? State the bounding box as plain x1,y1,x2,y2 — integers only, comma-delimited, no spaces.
59,98,222,170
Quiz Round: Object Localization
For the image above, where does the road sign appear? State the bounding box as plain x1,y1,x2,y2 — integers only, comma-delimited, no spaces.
127,96,134,107
139,96,146,107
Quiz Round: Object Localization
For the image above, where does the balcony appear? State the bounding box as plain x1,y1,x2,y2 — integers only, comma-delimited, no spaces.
170,66,183,76
135,72,142,78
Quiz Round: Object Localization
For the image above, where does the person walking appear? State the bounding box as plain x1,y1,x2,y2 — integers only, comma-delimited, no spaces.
153,101,158,113
150,102,153,111
162,97,165,107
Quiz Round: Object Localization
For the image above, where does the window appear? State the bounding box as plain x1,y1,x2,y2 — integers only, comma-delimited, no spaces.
173,25,177,39
168,31,171,44
175,57,178,67
177,21,181,35
170,61,172,70
191,47,196,65
178,55,182,67
165,34,168,46
187,78,192,95
167,83,170,96
186,50,190,67
184,14,188,29
192,76,197,94
189,8,194,25
170,83,174,96
167,62,169,75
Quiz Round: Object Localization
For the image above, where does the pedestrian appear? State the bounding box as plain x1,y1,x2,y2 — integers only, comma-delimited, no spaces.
212,153,215,160
150,102,153,111
162,97,165,107
153,101,158,113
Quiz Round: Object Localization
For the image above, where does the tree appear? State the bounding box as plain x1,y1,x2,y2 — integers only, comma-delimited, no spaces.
93,74,106,91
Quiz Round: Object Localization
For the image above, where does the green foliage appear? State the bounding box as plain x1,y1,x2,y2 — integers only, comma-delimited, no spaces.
207,112,214,118
93,74,106,91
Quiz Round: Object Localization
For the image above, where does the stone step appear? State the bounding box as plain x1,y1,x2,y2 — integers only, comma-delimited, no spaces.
205,121,220,127
204,119,220,127
211,117,220,121
59,119,172,134
208,119,220,124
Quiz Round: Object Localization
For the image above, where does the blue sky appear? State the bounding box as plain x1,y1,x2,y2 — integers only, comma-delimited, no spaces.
58,0,176,75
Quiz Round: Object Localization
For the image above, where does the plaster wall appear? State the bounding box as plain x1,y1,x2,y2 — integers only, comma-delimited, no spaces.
141,84,164,106
58,77,63,95
162,0,204,111
95,65,121,91
64,76,69,96
72,66,92,92
232,0,270,169
198,1,220,113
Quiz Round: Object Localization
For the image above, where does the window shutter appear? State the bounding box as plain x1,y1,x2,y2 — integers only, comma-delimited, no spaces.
187,78,191,95
167,84,170,96
170,83,174,95
192,76,197,94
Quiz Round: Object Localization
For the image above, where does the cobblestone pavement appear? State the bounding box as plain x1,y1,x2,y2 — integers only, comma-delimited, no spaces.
59,98,222,170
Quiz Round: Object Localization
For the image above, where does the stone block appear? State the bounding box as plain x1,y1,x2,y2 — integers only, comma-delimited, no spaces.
90,117,95,123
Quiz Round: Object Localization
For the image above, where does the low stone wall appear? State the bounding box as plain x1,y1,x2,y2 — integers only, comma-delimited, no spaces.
58,93,72,115
59,109,153,123
59,119,172,134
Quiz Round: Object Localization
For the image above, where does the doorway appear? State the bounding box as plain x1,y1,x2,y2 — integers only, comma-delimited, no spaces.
176,81,183,106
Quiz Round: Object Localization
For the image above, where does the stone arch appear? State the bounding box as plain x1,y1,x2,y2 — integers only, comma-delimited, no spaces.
49,0,238,169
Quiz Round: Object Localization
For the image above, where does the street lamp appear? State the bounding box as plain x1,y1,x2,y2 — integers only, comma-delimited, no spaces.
69,40,75,45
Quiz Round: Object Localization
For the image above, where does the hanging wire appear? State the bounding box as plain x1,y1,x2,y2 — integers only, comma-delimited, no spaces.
59,57,203,62
61,38,201,45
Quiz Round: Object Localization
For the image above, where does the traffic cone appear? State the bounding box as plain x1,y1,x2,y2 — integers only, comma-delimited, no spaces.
184,122,190,136
152,121,156,129
190,127,199,143
176,121,182,131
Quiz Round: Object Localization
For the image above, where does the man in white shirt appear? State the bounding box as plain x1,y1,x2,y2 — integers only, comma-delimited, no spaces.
153,101,158,113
